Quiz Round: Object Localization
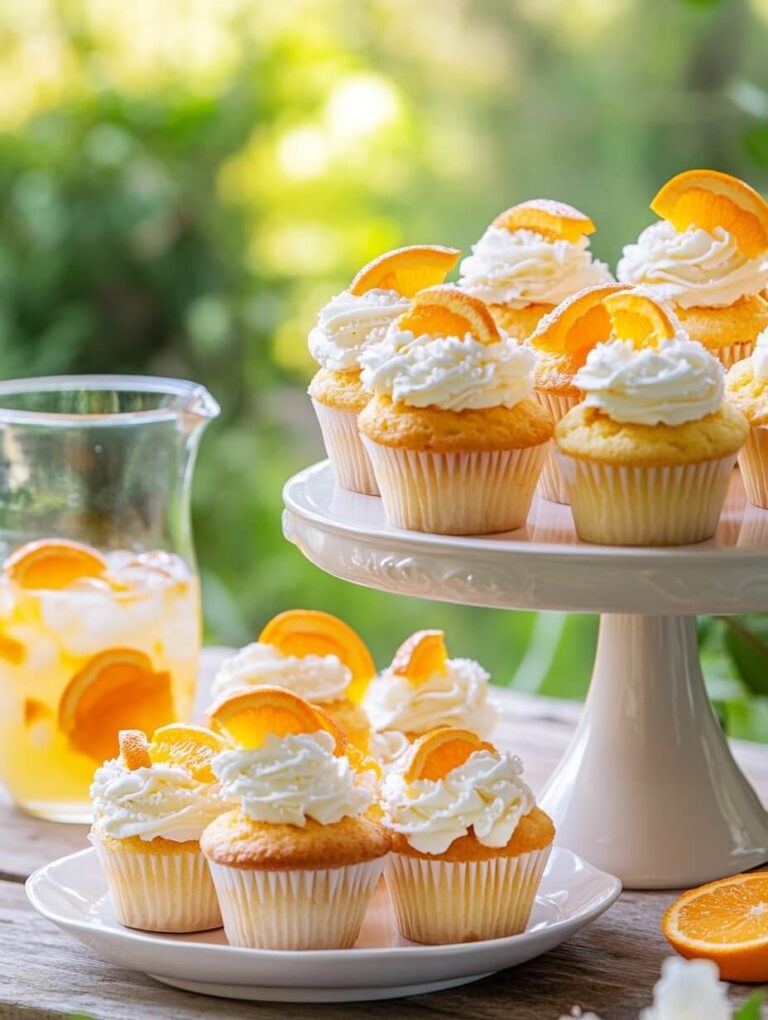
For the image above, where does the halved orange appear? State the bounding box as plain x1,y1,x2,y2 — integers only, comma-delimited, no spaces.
396,285,500,344
0,631,25,666
530,283,627,355
149,723,227,783
118,729,152,770
404,727,495,783
259,610,376,704
651,169,768,259
493,199,596,242
349,245,461,297
58,648,174,763
390,630,448,685
4,539,108,591
207,686,345,754
662,872,768,982
603,291,677,348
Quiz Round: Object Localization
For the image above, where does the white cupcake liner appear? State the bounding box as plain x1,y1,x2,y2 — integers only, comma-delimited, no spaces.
535,391,581,504
714,340,755,371
557,452,737,546
361,438,550,535
385,847,551,945
738,425,768,510
208,857,386,950
92,834,222,933
312,400,379,495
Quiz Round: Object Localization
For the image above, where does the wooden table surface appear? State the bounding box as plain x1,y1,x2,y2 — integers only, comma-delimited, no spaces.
2,675,768,1020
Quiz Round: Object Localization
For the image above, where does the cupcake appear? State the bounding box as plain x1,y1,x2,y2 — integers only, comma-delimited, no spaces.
90,725,226,932
202,687,390,950
725,326,768,508
308,245,460,494
617,169,768,369
364,629,497,766
554,292,749,546
381,727,554,944
358,285,554,535
458,199,613,340
208,609,375,749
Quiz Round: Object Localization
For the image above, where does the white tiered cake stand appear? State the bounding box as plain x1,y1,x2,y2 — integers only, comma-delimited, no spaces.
283,461,768,890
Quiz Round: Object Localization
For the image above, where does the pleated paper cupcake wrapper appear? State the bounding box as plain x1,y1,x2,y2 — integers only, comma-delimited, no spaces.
738,425,768,510
385,847,551,945
92,835,222,933
714,340,755,371
208,857,386,950
361,438,550,535
311,400,379,495
557,452,737,546
535,391,580,504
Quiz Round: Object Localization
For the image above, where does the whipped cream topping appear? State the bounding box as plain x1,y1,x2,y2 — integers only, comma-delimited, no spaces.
364,658,497,737
617,221,768,309
368,729,411,768
382,749,534,855
90,759,223,842
360,328,535,410
459,228,613,308
210,642,351,705
308,288,411,372
753,326,768,379
574,337,724,426
212,730,371,827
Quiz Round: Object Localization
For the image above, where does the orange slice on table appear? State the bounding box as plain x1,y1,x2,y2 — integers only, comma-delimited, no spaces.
603,291,677,348
396,285,500,344
118,729,152,770
207,686,346,754
404,727,495,783
259,609,376,704
4,539,108,591
493,199,596,242
149,723,227,783
390,630,448,684
651,169,768,259
530,283,627,356
662,872,768,983
349,245,461,298
58,648,174,764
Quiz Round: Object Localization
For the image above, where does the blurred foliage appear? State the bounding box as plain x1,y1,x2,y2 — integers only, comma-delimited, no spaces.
1,0,768,731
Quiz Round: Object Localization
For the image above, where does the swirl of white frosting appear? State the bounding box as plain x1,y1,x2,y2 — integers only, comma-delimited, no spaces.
459,228,613,308
360,329,535,410
382,749,534,854
574,337,724,426
753,326,768,380
617,221,768,309
308,288,411,371
90,759,224,842
210,642,351,705
212,730,371,826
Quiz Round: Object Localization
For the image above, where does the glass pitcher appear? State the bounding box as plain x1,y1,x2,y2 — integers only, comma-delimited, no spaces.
0,375,219,822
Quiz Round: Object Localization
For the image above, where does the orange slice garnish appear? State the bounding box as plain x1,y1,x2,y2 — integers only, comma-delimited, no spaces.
259,610,376,704
651,169,768,259
4,539,108,591
58,648,174,763
349,245,461,297
207,686,345,754
148,723,227,782
0,632,25,666
603,291,677,348
118,729,152,770
404,727,495,783
662,872,768,983
493,199,596,242
396,285,500,344
530,282,627,355
309,703,349,756
390,630,448,685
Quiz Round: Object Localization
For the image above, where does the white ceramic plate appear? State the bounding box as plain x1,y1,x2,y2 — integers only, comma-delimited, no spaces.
27,845,621,1002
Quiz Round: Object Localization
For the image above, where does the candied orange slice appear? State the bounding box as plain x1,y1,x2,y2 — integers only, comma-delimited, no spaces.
349,245,461,297
404,727,495,783
259,610,376,704
0,632,25,666
4,539,108,591
651,169,768,259
396,285,500,344
149,723,227,782
603,291,677,348
58,648,174,763
493,199,596,242
530,283,627,355
118,729,152,770
207,686,345,754
391,630,448,684
662,872,768,982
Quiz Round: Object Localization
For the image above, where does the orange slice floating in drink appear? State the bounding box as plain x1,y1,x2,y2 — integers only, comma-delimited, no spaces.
118,729,152,770
4,539,108,591
530,283,627,355
391,629,448,684
149,723,227,783
603,291,677,349
0,631,26,666
493,199,596,243
396,285,500,344
207,686,346,754
651,169,768,259
259,610,376,704
404,727,494,783
58,648,174,763
349,245,461,297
